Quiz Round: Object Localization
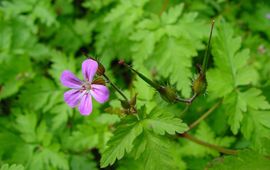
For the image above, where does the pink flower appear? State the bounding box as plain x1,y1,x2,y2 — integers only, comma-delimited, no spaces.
60,59,109,115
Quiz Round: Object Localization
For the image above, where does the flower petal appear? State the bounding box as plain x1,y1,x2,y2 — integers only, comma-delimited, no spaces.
90,84,109,103
78,93,93,115
82,59,98,82
60,70,82,89
64,89,82,108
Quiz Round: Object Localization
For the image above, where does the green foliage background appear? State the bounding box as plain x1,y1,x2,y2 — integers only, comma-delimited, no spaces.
0,0,270,169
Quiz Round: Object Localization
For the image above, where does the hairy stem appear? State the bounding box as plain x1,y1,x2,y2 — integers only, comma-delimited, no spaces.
176,93,197,104
159,0,169,16
103,74,129,102
180,133,238,155
189,100,222,130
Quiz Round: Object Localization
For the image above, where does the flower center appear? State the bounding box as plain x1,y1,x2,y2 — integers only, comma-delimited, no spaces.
82,82,92,91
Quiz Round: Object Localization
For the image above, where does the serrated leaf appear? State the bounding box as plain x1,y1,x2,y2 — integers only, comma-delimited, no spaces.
240,88,270,110
133,131,178,170
49,103,72,130
19,77,62,111
0,56,33,99
131,3,206,97
51,19,94,53
31,0,57,27
100,115,143,167
207,150,270,170
207,22,268,134
49,51,76,86
241,109,270,152
29,145,69,170
143,109,188,135
95,0,148,67
0,164,24,170
64,124,99,152
161,4,184,24
70,155,97,170
0,130,32,164
14,112,37,143
207,23,259,98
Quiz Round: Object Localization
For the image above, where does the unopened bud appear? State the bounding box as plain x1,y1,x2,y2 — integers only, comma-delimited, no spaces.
192,73,207,95
158,86,179,103
129,93,137,106
120,99,130,109
92,77,106,85
120,94,138,113
120,93,137,109
97,62,105,76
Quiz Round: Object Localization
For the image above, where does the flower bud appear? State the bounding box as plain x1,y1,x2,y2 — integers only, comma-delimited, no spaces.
158,86,179,103
192,73,207,95
129,93,137,106
92,77,106,85
120,99,130,109
97,62,105,76
120,94,137,113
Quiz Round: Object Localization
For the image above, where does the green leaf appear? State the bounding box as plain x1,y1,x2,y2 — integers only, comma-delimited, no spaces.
161,4,184,24
241,110,270,152
31,0,57,27
240,88,270,110
49,51,77,86
242,3,270,39
51,19,94,53
207,23,258,98
0,16,32,60
64,124,99,152
14,112,37,143
1,0,56,26
49,103,72,130
207,150,270,170
207,22,268,134
0,56,33,99
100,115,143,167
0,164,24,170
29,145,69,170
131,4,206,97
95,0,148,67
19,77,62,111
132,131,178,170
0,130,32,164
95,113,120,125
70,155,97,170
143,108,189,135
82,0,114,12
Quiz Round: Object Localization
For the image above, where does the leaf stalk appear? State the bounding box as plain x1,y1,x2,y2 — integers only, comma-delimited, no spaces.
180,133,238,155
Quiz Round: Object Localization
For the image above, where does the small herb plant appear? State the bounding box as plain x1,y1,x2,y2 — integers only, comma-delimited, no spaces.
0,0,270,170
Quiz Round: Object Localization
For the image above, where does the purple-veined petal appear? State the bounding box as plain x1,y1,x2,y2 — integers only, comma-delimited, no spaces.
60,70,82,89
64,89,83,108
82,59,98,82
78,93,93,115
90,84,109,103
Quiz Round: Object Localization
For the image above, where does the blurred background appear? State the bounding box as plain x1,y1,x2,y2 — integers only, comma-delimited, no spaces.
0,0,270,169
